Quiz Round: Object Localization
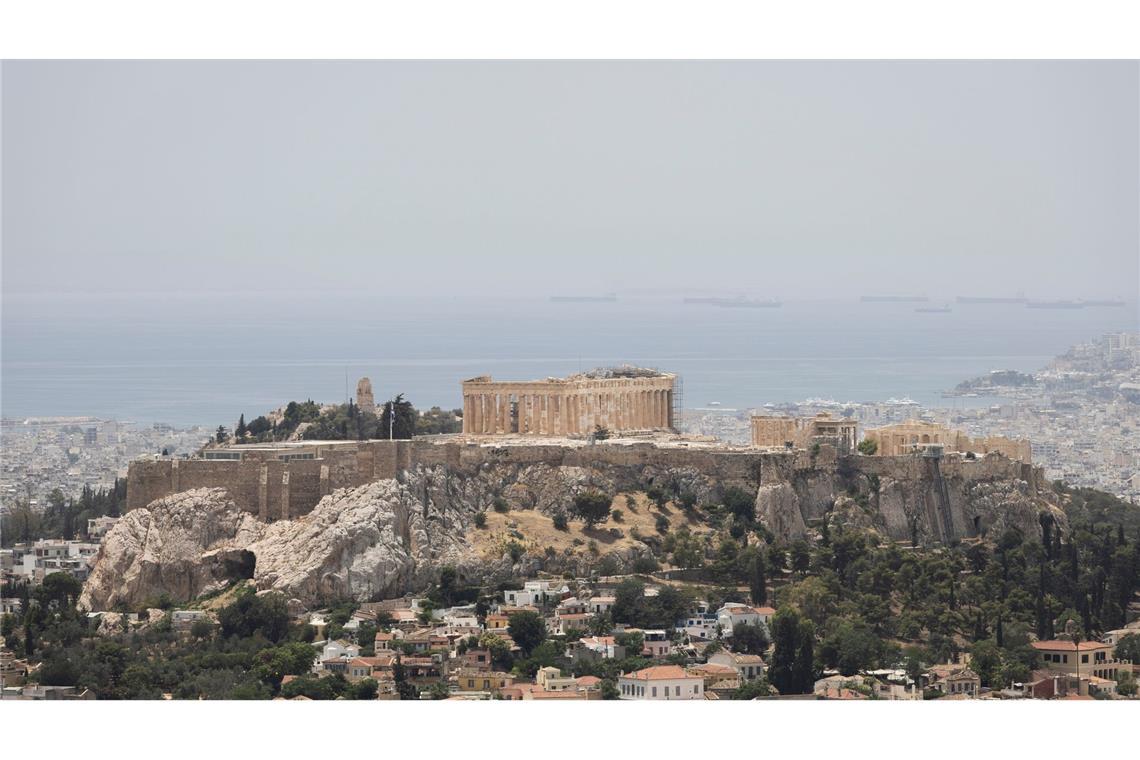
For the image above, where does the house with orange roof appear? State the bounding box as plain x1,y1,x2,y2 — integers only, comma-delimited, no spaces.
1031,640,1126,680
688,662,738,688
523,689,589,700
925,665,979,698
617,665,704,700
707,651,767,681
576,675,602,691
346,655,396,683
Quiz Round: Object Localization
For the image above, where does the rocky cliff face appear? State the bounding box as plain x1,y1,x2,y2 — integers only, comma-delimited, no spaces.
82,447,1066,611
756,451,1066,544
79,489,264,611
81,458,696,611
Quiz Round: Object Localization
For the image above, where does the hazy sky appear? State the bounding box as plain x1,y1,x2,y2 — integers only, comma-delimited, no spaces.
3,61,1138,299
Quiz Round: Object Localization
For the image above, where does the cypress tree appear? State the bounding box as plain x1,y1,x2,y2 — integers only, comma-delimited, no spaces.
750,555,768,607
793,619,816,694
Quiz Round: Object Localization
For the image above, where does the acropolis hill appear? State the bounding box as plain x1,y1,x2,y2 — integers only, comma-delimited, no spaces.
92,367,1062,608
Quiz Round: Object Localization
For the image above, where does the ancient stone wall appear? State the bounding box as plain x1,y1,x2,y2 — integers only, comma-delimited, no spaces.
126,440,413,519
127,437,1050,545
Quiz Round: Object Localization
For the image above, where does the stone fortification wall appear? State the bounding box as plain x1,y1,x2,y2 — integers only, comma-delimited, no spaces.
755,446,1055,545
127,440,414,519
127,438,1054,545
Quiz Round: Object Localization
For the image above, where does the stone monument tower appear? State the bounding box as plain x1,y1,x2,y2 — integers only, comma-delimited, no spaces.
356,377,376,416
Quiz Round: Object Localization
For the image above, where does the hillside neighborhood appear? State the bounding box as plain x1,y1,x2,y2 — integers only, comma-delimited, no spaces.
7,568,1133,701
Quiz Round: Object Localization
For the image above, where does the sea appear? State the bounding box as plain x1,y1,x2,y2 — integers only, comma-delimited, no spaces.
2,292,1138,428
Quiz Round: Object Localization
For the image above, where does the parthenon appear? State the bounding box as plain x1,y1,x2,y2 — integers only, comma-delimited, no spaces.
461,366,676,436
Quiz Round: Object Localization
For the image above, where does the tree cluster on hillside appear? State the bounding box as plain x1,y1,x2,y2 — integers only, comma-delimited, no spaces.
228,395,461,444
760,511,1139,692
1,479,127,547
0,582,369,700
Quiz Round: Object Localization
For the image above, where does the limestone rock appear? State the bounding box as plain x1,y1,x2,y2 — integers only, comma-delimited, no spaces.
79,488,264,611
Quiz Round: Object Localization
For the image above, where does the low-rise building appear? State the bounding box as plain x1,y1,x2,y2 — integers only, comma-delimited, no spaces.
707,651,767,681
925,665,980,698
618,665,705,700
716,603,775,634
535,666,579,692
454,669,515,694
1031,640,1127,681
641,629,671,658
571,635,626,662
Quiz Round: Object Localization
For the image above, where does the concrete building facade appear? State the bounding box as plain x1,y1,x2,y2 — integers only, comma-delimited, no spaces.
461,367,676,436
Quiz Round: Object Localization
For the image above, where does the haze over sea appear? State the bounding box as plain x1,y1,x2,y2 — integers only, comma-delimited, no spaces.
2,292,1138,428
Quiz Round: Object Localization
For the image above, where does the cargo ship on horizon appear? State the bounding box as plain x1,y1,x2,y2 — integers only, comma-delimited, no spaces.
550,293,618,303
860,295,929,303
1025,298,1127,309
956,295,1027,304
683,296,782,308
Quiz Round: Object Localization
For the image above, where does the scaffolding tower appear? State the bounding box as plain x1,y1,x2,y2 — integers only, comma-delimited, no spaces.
672,375,683,430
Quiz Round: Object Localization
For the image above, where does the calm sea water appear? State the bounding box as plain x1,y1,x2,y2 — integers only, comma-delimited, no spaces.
2,293,1137,427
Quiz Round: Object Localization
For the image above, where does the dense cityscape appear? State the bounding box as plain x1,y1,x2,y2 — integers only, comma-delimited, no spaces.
685,332,1140,503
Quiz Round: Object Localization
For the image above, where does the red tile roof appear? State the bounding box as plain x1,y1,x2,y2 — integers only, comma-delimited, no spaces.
622,665,697,681
1031,640,1111,651
528,690,587,699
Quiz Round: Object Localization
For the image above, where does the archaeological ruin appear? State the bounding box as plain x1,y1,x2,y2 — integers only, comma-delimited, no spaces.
750,412,858,453
356,377,376,416
460,366,676,436
862,419,1032,462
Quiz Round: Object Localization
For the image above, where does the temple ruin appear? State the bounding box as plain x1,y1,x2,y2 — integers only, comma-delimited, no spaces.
863,420,1031,462
750,412,858,453
460,366,676,436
